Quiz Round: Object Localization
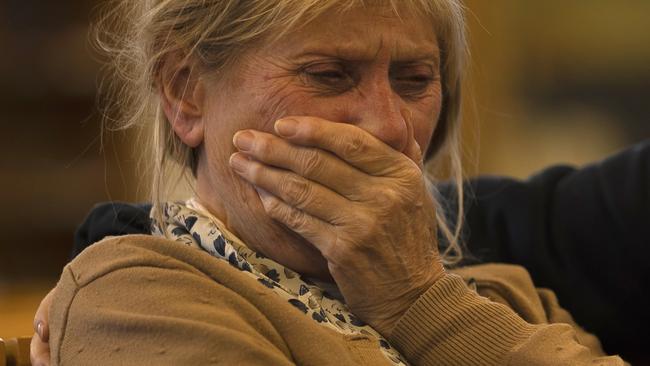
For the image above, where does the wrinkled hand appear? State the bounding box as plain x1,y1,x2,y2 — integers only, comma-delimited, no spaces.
230,116,445,336
31,288,55,366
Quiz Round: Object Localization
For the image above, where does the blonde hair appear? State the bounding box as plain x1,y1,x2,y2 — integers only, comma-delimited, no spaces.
94,0,469,266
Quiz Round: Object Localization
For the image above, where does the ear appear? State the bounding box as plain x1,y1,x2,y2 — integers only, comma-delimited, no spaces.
158,54,205,148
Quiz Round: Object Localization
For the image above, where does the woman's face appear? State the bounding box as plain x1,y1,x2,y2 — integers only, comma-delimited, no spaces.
195,5,442,279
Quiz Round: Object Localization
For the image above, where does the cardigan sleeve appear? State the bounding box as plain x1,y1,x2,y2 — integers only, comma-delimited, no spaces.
387,274,626,366
50,242,295,365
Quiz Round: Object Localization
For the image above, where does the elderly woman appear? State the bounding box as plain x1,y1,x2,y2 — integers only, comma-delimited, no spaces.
40,0,627,365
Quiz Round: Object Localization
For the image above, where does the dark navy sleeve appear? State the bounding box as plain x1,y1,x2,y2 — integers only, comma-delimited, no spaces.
442,140,649,360
72,202,152,260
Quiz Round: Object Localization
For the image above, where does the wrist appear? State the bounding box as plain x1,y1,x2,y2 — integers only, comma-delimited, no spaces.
375,264,446,337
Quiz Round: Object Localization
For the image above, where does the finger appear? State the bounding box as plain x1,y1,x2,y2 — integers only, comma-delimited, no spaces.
30,334,51,366
229,152,352,224
273,116,412,177
232,130,368,199
33,288,55,342
255,188,336,255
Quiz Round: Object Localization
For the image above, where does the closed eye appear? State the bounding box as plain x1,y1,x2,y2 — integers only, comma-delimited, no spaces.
300,62,355,93
396,75,435,83
308,70,348,82
390,62,439,98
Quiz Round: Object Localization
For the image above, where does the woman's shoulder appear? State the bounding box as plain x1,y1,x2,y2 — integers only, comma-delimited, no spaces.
69,234,209,282
50,235,299,365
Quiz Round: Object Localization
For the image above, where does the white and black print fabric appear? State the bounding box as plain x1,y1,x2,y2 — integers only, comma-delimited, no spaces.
151,199,410,366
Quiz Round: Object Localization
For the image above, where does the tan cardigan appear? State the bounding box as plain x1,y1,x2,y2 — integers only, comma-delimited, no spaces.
49,235,625,365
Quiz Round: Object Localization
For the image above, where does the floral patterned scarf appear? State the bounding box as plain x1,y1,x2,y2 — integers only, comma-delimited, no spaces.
150,199,409,365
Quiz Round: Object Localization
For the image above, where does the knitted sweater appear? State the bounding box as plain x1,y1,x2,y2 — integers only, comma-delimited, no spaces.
49,235,625,365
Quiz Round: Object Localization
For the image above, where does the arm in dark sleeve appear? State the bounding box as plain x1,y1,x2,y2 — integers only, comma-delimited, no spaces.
72,202,152,260
440,140,649,360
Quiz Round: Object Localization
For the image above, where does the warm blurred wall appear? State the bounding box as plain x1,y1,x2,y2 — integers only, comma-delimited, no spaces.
0,1,142,281
0,1,140,338
0,0,648,338
462,0,650,177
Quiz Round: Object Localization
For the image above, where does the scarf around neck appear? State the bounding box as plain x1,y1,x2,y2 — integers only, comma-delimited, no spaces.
150,199,409,365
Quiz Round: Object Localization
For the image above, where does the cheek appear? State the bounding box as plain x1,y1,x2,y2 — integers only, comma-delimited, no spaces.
202,80,298,150
248,78,319,132
243,65,356,129
200,78,322,181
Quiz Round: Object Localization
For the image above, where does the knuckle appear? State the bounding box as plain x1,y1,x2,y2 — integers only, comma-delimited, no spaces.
302,116,321,130
263,195,283,216
247,161,264,183
355,213,381,241
299,149,323,177
284,206,308,231
255,134,273,156
375,185,403,208
362,183,383,201
281,174,312,207
401,163,422,182
299,117,321,142
393,155,421,176
341,134,367,159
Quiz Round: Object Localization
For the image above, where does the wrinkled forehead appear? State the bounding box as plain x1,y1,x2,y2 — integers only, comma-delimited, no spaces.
263,3,440,63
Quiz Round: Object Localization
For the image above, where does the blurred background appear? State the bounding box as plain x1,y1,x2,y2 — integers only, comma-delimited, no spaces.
1,0,648,351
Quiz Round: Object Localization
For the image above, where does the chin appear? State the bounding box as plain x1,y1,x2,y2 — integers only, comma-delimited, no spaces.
274,224,332,281
235,210,332,280
224,178,333,280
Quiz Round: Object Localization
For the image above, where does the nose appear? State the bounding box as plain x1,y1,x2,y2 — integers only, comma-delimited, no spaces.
353,76,408,152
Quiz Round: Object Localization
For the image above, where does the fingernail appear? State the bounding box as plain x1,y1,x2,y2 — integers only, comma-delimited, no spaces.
275,119,298,137
233,131,254,151
229,153,249,174
37,321,43,338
